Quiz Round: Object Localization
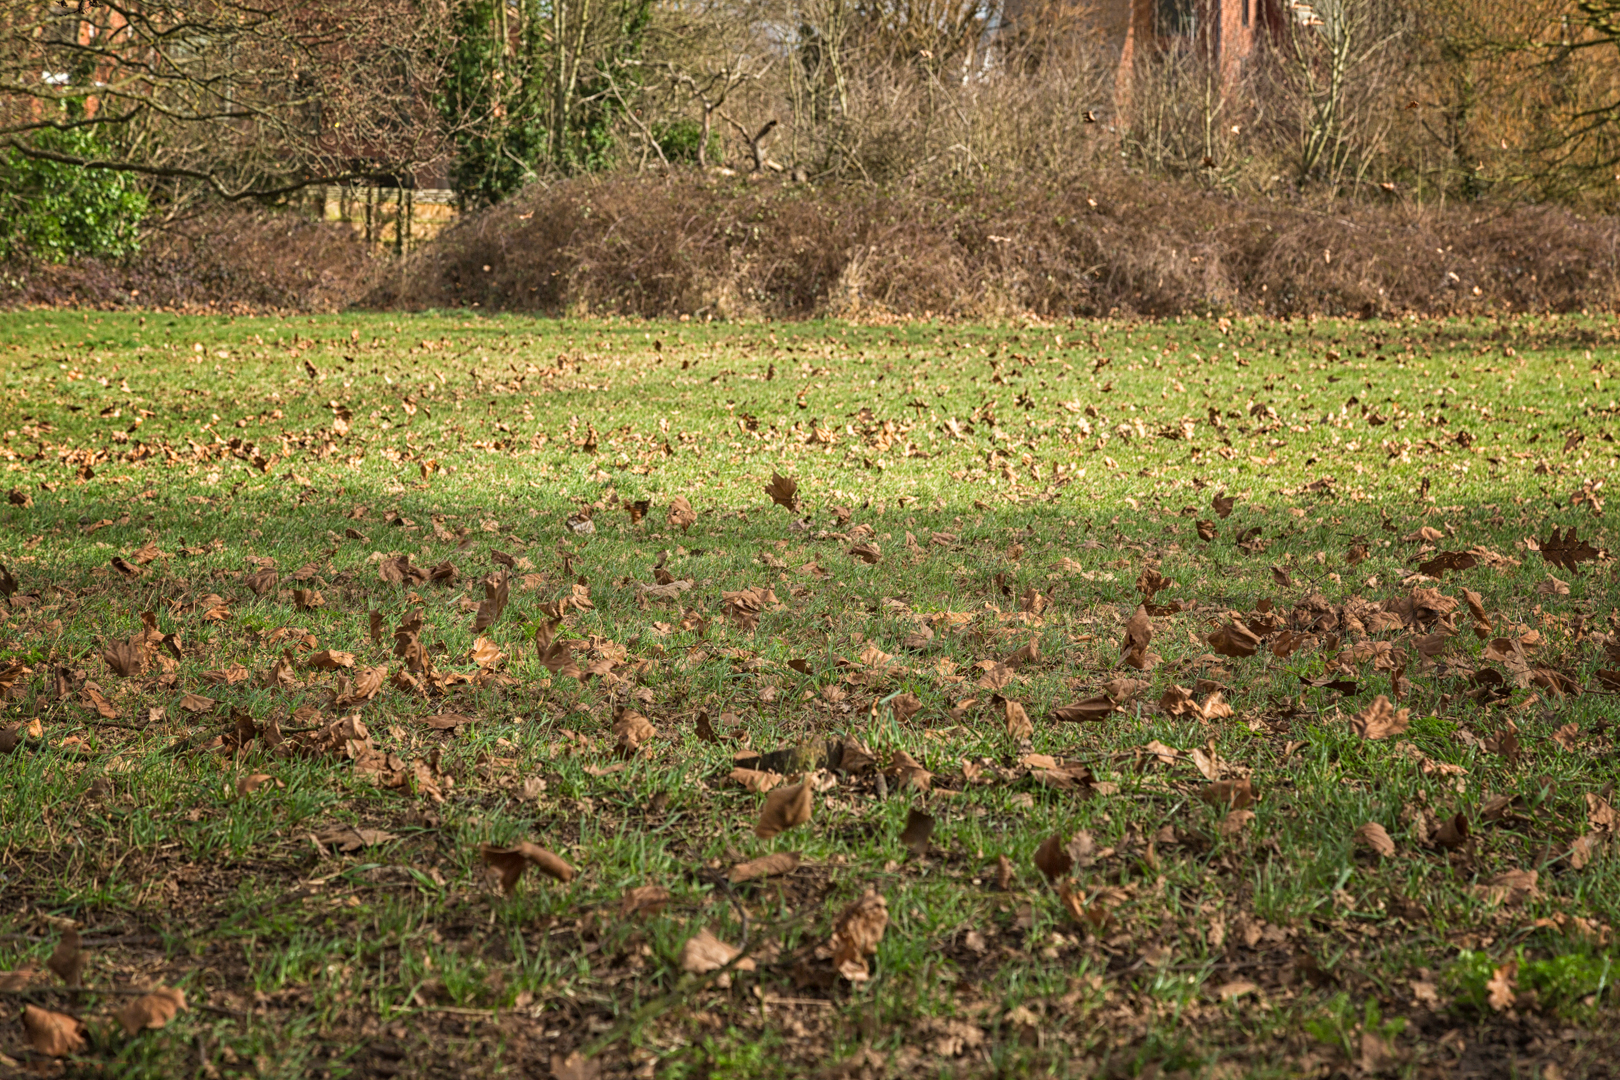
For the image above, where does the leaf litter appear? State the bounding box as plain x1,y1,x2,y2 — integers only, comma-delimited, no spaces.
3,313,1620,1077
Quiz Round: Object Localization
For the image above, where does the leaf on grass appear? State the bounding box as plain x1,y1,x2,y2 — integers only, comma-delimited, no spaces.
1219,809,1255,837
47,928,82,986
470,637,504,669
730,768,787,793
1034,834,1073,882
423,713,475,731
729,851,800,883
1207,622,1262,658
1212,492,1235,518
848,542,882,565
1201,779,1254,809
612,711,657,752
1003,699,1034,739
307,649,355,671
755,779,813,838
618,884,670,920
890,692,922,724
112,986,187,1035
22,1004,85,1057
102,640,146,678
84,683,119,719
481,842,577,893
829,889,888,982
764,472,800,510
1121,604,1155,670
178,692,216,714
1354,822,1396,857
667,496,697,532
243,569,279,596
1486,961,1517,1011
1051,696,1116,723
236,773,281,796
1538,526,1600,573
899,807,935,857
1351,695,1410,739
679,928,754,979
1418,551,1478,577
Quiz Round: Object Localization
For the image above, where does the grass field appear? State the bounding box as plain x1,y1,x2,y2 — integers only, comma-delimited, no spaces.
2,308,1620,1079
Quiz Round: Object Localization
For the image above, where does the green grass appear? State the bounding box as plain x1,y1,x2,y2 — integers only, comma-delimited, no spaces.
2,308,1620,1078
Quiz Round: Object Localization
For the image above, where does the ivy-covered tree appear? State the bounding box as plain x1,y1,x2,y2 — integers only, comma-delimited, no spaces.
435,0,654,207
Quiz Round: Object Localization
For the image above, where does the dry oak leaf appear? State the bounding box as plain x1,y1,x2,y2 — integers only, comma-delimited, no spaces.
1486,961,1517,1011
1219,809,1255,837
729,851,801,883
423,713,475,731
848,542,882,565
469,636,504,669
1538,526,1600,573
1207,622,1262,658
482,842,577,894
1212,492,1235,518
1355,822,1396,857
551,1050,601,1080
755,778,813,839
890,692,922,724
1351,695,1410,739
243,568,279,596
22,1004,86,1057
667,496,697,532
829,889,888,982
679,928,755,979
112,986,187,1036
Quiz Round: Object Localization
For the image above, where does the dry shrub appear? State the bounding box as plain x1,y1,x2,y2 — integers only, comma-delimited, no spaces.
0,204,380,314
375,171,1620,319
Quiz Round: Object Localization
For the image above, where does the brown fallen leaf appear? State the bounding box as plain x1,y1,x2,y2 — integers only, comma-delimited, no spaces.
112,986,187,1035
482,842,577,893
243,569,278,596
899,807,935,857
1121,604,1154,669
755,778,813,839
679,928,755,980
1051,696,1115,723
84,683,119,719
730,767,787,793
423,713,475,731
102,639,146,678
551,1050,601,1080
1431,812,1471,851
1212,492,1235,518
764,472,800,511
236,773,281,796
618,884,670,920
995,853,1015,890
1003,699,1034,739
1207,622,1262,658
1219,809,1255,837
667,495,697,533
890,692,922,724
47,928,82,986
848,542,882,565
729,851,800,883
307,649,355,671
1034,834,1073,882
1196,519,1217,542
1355,822,1396,857
613,710,657,752
829,889,888,981
1201,779,1255,809
22,1004,85,1057
178,692,216,714
1351,695,1410,739
1486,961,1517,1011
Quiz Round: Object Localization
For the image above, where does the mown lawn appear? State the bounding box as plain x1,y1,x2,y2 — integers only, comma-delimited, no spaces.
2,308,1619,1079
